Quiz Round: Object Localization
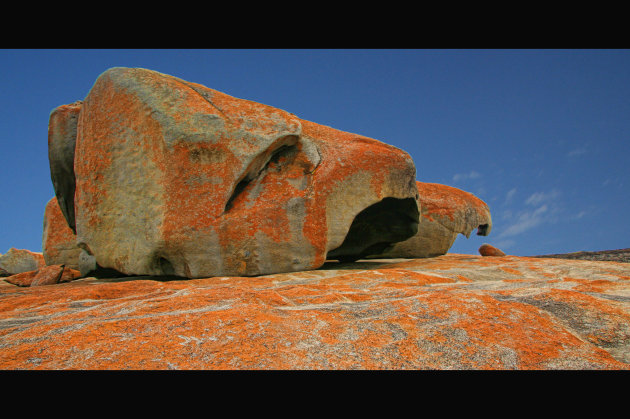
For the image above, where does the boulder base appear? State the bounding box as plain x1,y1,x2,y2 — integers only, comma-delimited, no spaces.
1,254,629,369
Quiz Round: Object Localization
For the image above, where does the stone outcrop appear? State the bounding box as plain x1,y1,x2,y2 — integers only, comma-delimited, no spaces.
0,248,45,275
42,197,81,270
1,254,629,369
479,243,506,256
370,182,492,258
52,67,418,278
48,101,82,233
4,264,81,287
531,248,630,263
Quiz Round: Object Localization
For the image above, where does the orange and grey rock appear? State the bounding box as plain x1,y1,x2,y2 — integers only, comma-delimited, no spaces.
1,254,628,369
54,67,418,278
479,243,506,256
48,101,82,233
371,182,492,258
3,264,81,287
0,248,45,276
42,197,81,270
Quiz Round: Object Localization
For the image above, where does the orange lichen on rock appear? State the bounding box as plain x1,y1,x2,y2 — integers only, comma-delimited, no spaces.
42,197,81,270
3,270,39,287
1,254,629,369
4,265,81,287
500,267,522,275
66,67,418,278
371,182,492,259
416,182,490,224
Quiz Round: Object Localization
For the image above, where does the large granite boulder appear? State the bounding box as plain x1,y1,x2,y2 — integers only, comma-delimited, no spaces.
370,181,492,258
52,67,419,278
42,197,81,270
0,248,45,275
1,254,628,369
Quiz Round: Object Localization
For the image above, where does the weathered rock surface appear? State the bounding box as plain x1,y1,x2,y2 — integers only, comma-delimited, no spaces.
479,243,506,256
61,67,418,278
532,248,630,263
42,197,81,270
0,248,45,275
1,254,628,369
4,265,81,287
371,182,491,258
48,101,82,233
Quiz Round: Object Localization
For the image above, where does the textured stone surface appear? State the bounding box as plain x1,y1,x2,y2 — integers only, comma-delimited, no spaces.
3,271,38,287
48,101,82,233
531,248,630,263
4,265,81,287
42,197,81,270
67,67,418,278
30,265,65,287
1,254,629,369
479,243,506,256
0,248,45,275
372,182,492,258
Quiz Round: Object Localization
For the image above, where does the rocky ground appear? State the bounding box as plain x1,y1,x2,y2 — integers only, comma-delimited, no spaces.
530,248,630,263
1,253,629,370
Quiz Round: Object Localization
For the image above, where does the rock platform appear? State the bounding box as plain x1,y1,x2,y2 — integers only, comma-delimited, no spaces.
1,254,629,370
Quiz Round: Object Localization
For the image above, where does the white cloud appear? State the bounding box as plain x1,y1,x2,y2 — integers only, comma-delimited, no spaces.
525,190,559,206
498,204,548,238
505,188,517,203
568,147,587,157
572,210,587,220
452,170,481,183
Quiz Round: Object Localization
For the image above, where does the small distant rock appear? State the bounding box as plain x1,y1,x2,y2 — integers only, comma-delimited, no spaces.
0,248,45,275
479,243,506,256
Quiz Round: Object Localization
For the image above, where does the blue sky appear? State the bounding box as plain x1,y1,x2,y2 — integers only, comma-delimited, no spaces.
1,49,629,257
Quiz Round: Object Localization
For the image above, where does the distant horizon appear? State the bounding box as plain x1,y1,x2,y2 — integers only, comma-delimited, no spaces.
1,49,629,258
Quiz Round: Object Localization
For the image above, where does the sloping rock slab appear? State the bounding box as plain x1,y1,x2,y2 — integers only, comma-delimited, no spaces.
1,254,629,370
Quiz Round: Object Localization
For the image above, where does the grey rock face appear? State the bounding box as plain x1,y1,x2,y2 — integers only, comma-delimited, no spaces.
0,248,45,275
48,101,82,233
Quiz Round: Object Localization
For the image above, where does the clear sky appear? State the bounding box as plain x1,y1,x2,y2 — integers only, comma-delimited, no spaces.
1,49,629,257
